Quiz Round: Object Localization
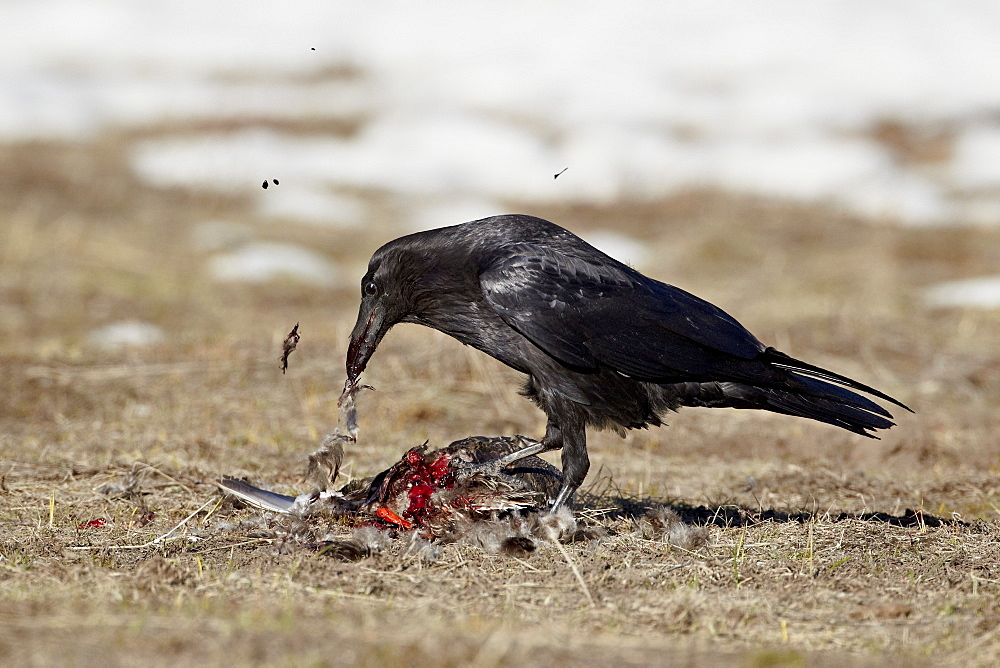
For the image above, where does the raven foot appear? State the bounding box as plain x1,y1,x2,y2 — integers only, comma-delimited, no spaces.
548,484,577,512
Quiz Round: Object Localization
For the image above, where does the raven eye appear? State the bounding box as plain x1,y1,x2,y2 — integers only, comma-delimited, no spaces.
364,281,378,296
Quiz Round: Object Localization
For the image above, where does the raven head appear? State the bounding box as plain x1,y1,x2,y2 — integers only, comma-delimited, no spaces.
347,228,471,386
346,250,415,385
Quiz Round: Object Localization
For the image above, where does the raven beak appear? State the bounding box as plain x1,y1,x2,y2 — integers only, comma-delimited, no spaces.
346,304,386,384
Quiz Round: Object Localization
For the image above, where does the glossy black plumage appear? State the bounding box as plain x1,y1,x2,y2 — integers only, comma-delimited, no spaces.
346,214,910,509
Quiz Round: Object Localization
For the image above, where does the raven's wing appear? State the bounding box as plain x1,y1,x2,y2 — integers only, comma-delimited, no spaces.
480,244,765,381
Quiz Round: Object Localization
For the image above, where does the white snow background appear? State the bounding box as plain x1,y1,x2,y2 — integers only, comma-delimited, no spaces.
5,0,1000,305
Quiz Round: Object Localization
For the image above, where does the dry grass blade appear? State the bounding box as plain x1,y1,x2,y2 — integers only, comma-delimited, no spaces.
552,538,596,609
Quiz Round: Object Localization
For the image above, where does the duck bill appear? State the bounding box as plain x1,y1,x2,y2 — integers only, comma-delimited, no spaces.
346,305,387,384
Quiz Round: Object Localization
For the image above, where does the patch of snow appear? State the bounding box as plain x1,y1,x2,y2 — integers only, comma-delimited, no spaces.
7,1,1000,225
208,242,340,286
317,112,558,200
837,173,955,226
924,276,1000,309
87,320,165,350
709,136,889,201
958,198,1000,227
405,198,507,233
583,231,651,269
258,187,367,227
949,124,1000,192
0,77,369,141
130,130,346,192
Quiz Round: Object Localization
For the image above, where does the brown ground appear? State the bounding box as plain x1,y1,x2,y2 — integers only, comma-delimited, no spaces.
2,129,1000,667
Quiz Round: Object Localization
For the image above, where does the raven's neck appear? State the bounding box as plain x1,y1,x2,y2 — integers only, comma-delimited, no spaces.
405,290,531,375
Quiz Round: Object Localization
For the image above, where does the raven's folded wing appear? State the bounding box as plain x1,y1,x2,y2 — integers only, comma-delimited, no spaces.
480,243,765,381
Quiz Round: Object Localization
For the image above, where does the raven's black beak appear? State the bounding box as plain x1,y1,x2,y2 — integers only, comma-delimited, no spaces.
347,303,386,384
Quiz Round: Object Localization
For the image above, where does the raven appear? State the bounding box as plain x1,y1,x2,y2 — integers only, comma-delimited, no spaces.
347,214,910,510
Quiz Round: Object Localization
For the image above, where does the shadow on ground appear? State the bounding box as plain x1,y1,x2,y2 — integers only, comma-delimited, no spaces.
579,493,970,530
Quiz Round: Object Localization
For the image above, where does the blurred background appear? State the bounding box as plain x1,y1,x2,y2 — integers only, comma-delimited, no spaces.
2,1,999,479
6,1,1000,219
4,5,1000,663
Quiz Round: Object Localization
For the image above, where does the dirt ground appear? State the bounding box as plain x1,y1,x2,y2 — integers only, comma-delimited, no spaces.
2,132,1000,667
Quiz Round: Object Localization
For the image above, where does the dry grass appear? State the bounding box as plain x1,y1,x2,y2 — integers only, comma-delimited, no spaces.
3,128,1000,666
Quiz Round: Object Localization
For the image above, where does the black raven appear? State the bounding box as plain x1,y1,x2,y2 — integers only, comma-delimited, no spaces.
346,214,910,509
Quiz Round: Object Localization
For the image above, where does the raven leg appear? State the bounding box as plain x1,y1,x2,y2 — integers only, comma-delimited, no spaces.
548,420,588,511
501,420,588,511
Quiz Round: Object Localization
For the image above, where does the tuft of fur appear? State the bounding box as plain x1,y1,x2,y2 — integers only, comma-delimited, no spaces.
401,531,442,562
500,536,536,556
237,515,270,532
637,506,710,551
210,520,235,533
302,526,395,562
352,525,393,551
315,539,369,561
454,507,606,554
533,505,578,542
458,518,525,554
